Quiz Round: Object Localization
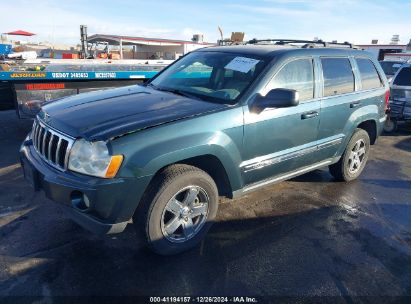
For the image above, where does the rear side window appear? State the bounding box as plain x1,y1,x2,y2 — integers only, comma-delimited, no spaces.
356,58,382,90
321,58,354,97
268,58,314,101
393,67,411,86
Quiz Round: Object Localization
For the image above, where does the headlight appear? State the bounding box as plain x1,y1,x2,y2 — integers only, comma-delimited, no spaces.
68,139,123,178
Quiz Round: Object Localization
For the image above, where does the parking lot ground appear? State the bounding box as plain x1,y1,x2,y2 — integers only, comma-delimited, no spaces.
0,110,410,302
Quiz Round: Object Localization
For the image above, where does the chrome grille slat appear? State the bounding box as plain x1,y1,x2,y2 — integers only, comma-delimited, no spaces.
64,142,71,168
32,122,38,147
32,122,36,144
36,124,42,151
31,119,74,171
41,130,47,155
56,138,62,165
48,134,54,160
34,123,39,148
38,128,45,154
38,127,44,152
34,123,38,149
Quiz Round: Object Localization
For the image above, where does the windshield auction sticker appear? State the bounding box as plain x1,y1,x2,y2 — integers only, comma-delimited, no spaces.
225,57,260,73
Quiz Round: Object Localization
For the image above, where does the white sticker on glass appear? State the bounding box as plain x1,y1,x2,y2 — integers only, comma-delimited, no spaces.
392,64,402,68
225,57,260,73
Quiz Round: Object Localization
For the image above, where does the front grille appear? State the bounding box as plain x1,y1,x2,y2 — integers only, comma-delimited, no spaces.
31,120,74,170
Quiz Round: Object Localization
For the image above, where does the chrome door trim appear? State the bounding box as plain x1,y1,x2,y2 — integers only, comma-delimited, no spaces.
240,136,343,173
242,159,334,193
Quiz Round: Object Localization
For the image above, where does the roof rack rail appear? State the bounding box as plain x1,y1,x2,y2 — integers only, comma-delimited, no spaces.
246,39,359,49
247,39,325,46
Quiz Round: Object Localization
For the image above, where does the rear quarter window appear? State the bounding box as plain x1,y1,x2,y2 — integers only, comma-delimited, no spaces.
393,67,411,86
321,58,355,97
356,58,382,90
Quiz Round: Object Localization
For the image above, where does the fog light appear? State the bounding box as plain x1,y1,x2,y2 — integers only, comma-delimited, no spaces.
71,191,90,211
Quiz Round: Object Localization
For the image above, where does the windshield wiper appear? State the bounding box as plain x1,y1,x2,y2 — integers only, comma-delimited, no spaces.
155,87,201,100
145,83,157,89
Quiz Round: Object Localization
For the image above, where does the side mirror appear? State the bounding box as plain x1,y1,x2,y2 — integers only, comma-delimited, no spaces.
250,88,299,113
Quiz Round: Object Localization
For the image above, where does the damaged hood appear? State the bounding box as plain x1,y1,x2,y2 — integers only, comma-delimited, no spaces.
39,85,227,141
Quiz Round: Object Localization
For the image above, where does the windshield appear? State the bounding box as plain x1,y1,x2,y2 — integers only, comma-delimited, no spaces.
149,51,267,104
380,61,403,76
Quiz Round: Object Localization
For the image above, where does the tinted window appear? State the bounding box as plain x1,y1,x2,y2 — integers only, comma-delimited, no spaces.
393,67,411,86
171,62,212,79
356,58,382,90
268,59,314,101
379,61,403,76
321,58,354,96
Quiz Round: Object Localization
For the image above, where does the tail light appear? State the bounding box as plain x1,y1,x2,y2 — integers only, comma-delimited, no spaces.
384,89,390,111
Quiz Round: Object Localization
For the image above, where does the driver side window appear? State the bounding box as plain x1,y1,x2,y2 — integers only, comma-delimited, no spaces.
266,58,314,102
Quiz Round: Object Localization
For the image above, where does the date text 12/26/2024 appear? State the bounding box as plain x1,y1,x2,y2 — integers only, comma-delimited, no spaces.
149,297,258,303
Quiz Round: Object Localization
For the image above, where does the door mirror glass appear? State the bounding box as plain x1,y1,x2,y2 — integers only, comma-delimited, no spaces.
250,88,299,113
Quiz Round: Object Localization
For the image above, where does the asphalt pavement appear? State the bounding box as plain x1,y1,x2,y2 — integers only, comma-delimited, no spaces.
0,110,410,303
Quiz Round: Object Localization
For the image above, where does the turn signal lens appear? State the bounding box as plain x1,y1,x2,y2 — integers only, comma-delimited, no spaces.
105,155,124,178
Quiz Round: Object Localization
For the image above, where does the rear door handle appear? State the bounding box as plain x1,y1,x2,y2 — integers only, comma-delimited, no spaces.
350,102,361,108
301,111,318,119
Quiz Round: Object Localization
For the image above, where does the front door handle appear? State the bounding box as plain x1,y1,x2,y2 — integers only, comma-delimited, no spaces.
350,102,361,108
301,111,318,119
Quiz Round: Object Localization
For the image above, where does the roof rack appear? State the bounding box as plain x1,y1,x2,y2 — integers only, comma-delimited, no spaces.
246,39,360,49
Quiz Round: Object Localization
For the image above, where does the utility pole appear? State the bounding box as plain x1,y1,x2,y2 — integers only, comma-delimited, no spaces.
80,25,89,58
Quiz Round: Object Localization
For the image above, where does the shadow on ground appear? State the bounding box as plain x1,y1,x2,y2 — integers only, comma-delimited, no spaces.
1,199,410,297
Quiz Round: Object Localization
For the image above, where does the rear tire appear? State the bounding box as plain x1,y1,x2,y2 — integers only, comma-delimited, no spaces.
383,119,397,133
135,164,218,255
329,128,370,182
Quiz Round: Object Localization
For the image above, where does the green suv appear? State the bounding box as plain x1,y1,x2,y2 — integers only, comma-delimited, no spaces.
20,41,389,255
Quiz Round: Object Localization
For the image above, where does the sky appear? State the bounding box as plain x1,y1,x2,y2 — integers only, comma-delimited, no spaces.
1,0,410,46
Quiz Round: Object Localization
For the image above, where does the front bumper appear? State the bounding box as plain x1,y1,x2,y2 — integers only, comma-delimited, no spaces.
20,138,152,235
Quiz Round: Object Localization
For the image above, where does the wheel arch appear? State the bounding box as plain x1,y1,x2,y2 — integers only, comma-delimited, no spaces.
176,154,233,198
146,152,237,199
347,104,381,145
357,119,377,145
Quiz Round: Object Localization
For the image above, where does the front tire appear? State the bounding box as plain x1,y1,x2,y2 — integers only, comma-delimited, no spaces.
329,128,370,182
136,164,218,255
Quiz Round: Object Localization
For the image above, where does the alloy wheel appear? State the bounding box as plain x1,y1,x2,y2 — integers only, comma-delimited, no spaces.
348,139,366,174
160,186,209,243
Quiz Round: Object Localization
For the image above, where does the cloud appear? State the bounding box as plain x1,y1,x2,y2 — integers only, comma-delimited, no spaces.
1,0,410,46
